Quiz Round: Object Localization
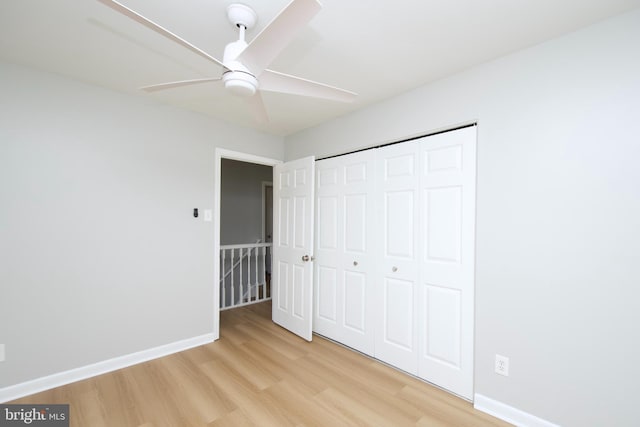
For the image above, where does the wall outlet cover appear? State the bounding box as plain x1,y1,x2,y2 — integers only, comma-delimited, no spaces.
495,354,509,376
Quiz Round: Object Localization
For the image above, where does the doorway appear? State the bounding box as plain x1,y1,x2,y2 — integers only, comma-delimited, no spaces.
213,149,281,340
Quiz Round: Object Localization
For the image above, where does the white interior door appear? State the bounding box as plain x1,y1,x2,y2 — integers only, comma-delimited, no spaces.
374,141,421,374
314,150,376,355
272,156,315,341
417,126,476,399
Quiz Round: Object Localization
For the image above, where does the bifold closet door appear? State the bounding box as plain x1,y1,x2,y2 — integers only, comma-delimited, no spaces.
417,127,476,400
374,141,421,374
314,150,376,355
312,125,477,399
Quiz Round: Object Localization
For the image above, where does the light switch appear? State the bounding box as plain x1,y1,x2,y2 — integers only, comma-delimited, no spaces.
0,344,5,362
204,209,212,222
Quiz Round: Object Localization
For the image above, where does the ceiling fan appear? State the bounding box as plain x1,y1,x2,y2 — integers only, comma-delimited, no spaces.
97,0,357,122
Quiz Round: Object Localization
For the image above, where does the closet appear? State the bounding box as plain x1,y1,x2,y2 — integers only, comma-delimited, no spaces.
312,126,476,399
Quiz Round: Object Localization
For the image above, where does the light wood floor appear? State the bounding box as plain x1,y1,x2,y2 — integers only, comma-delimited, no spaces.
11,301,512,426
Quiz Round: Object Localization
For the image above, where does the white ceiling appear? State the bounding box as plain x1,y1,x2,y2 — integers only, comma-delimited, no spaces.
2,0,639,136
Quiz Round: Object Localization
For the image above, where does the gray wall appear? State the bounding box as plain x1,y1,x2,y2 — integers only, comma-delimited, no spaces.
0,61,283,388
285,9,640,427
220,159,272,245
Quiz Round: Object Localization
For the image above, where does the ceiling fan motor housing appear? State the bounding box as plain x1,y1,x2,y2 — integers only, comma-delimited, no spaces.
222,39,258,97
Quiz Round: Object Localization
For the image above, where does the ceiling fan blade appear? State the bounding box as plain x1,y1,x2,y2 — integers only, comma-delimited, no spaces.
246,92,269,124
259,69,357,103
140,77,221,92
236,0,321,74
97,0,228,70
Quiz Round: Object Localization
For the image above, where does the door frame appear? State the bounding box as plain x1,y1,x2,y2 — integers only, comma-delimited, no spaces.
261,181,273,243
213,148,281,340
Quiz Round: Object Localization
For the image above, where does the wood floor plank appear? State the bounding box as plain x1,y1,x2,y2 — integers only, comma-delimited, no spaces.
207,409,254,427
9,301,512,427
259,380,346,427
158,354,233,423
205,340,280,391
199,360,289,427
314,387,397,427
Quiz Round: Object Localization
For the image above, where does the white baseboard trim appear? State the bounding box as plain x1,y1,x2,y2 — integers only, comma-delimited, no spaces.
0,333,216,403
474,394,560,427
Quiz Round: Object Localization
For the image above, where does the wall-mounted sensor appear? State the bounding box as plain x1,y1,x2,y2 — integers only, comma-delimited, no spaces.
193,208,199,218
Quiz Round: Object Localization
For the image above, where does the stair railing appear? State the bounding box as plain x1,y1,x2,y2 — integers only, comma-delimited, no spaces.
220,241,272,310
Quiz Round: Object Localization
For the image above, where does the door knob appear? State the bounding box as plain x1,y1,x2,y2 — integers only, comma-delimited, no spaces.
392,266,398,272
302,255,314,262
353,261,358,266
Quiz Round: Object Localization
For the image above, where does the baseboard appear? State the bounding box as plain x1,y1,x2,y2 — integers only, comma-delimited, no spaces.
474,394,559,427
0,333,216,403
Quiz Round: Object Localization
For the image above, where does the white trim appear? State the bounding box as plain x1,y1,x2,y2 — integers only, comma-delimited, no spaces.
216,149,281,166
214,148,281,340
474,394,560,427
261,181,273,243
0,333,215,403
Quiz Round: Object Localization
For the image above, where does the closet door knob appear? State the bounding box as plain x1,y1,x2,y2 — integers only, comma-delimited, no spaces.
392,266,398,272
353,261,358,266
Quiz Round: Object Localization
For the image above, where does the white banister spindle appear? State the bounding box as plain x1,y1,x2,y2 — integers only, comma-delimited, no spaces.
230,249,235,307
236,248,244,304
219,242,272,310
261,246,267,299
221,249,227,308
247,248,252,303
253,248,258,301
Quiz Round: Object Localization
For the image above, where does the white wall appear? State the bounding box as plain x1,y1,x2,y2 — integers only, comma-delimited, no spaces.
220,159,272,245
0,61,283,389
285,9,640,427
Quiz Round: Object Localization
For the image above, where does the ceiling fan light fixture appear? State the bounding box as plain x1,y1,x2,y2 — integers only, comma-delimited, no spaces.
223,70,258,97
98,0,356,122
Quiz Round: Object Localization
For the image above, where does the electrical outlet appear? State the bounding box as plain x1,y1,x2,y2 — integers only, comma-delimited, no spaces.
495,354,509,376
0,344,5,362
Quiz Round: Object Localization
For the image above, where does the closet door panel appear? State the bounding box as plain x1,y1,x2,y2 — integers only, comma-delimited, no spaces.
343,270,366,332
317,266,337,323
424,186,462,264
344,194,367,253
375,141,420,374
314,151,376,355
382,277,414,350
423,285,461,365
343,192,369,336
340,151,376,354
314,161,343,337
418,126,476,400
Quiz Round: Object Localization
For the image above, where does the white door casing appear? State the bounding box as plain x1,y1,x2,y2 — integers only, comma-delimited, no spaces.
272,156,315,341
262,182,273,244
314,150,376,355
418,126,476,399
